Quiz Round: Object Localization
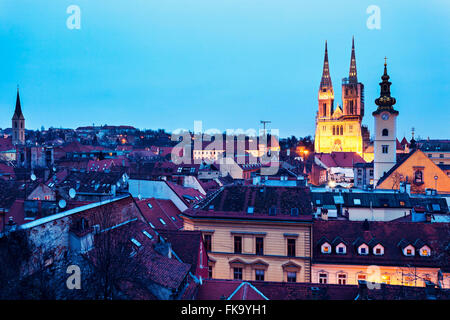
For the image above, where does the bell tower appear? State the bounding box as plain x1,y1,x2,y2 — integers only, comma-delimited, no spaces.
12,87,25,145
342,37,365,119
373,59,399,186
317,41,334,119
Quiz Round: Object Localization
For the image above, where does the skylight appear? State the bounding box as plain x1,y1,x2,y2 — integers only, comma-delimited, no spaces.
147,203,153,209
142,230,153,240
159,218,166,225
130,238,142,247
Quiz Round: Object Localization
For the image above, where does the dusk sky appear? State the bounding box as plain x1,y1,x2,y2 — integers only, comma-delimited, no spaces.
0,0,449,139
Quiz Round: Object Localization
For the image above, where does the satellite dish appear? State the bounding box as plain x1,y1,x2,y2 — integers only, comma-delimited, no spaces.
69,188,76,199
58,199,66,209
30,173,36,181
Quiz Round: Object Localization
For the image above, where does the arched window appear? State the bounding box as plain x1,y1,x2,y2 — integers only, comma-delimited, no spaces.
323,103,327,117
382,129,389,136
332,126,335,135
340,126,343,135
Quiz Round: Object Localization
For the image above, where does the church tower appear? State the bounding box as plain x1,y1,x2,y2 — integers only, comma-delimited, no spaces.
342,37,365,119
373,59,399,186
12,87,25,145
317,41,334,119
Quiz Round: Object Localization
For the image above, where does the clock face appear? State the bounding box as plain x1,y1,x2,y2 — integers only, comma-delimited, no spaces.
381,113,389,120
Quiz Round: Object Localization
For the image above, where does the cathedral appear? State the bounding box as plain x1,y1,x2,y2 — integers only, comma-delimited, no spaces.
314,38,371,160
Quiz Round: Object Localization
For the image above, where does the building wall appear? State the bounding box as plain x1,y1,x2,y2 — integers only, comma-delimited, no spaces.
347,207,410,222
312,264,445,288
423,151,450,165
129,179,188,212
182,218,312,283
314,119,363,155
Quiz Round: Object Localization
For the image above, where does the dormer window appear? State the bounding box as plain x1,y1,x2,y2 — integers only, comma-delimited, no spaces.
419,246,431,257
373,244,384,256
404,245,415,256
336,243,346,255
321,242,331,254
358,244,369,255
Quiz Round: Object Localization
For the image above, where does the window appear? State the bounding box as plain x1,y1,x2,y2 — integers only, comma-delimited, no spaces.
382,129,389,136
340,126,343,135
428,154,432,158
247,207,254,214
256,237,264,255
382,145,389,154
287,272,297,283
323,103,327,116
319,273,328,284
357,274,367,282
439,154,444,158
420,246,431,257
255,269,265,281
142,230,153,240
291,208,299,216
336,244,346,254
269,207,277,216
147,202,153,209
332,126,335,135
369,169,374,176
321,243,331,254
204,234,212,252
233,267,243,280
381,274,391,284
358,245,368,255
354,198,361,205
287,239,296,257
234,236,242,254
208,265,213,279
358,169,362,176
414,169,423,185
159,218,166,226
374,245,384,255
337,274,347,285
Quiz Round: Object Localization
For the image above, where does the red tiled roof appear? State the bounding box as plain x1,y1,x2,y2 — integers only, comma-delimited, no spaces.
315,152,366,168
166,181,204,207
0,137,14,151
157,229,208,277
136,198,183,230
183,185,313,221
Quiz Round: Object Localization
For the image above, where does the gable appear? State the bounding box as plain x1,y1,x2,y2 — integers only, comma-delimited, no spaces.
377,149,450,193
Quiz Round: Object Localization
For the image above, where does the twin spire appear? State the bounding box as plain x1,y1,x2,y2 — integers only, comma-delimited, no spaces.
320,37,358,89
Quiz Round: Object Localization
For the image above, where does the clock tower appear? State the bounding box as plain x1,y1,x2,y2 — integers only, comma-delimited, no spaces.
373,59,399,186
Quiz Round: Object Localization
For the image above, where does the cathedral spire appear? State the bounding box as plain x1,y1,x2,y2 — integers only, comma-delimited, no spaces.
348,36,357,83
12,86,24,120
320,41,333,90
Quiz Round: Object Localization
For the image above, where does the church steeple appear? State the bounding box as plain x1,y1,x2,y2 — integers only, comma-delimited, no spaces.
373,58,398,115
11,86,25,145
12,87,24,120
348,36,357,83
320,41,333,90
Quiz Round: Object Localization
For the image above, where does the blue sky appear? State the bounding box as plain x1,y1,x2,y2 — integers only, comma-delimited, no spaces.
0,0,449,139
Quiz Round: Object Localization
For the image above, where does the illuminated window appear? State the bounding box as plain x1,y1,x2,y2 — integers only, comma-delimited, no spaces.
381,274,391,284
357,274,367,281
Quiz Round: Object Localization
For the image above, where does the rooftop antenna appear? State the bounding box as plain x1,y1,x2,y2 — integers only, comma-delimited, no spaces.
260,120,271,136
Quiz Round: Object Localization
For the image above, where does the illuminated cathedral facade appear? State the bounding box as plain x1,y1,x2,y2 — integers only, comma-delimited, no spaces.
314,38,371,160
